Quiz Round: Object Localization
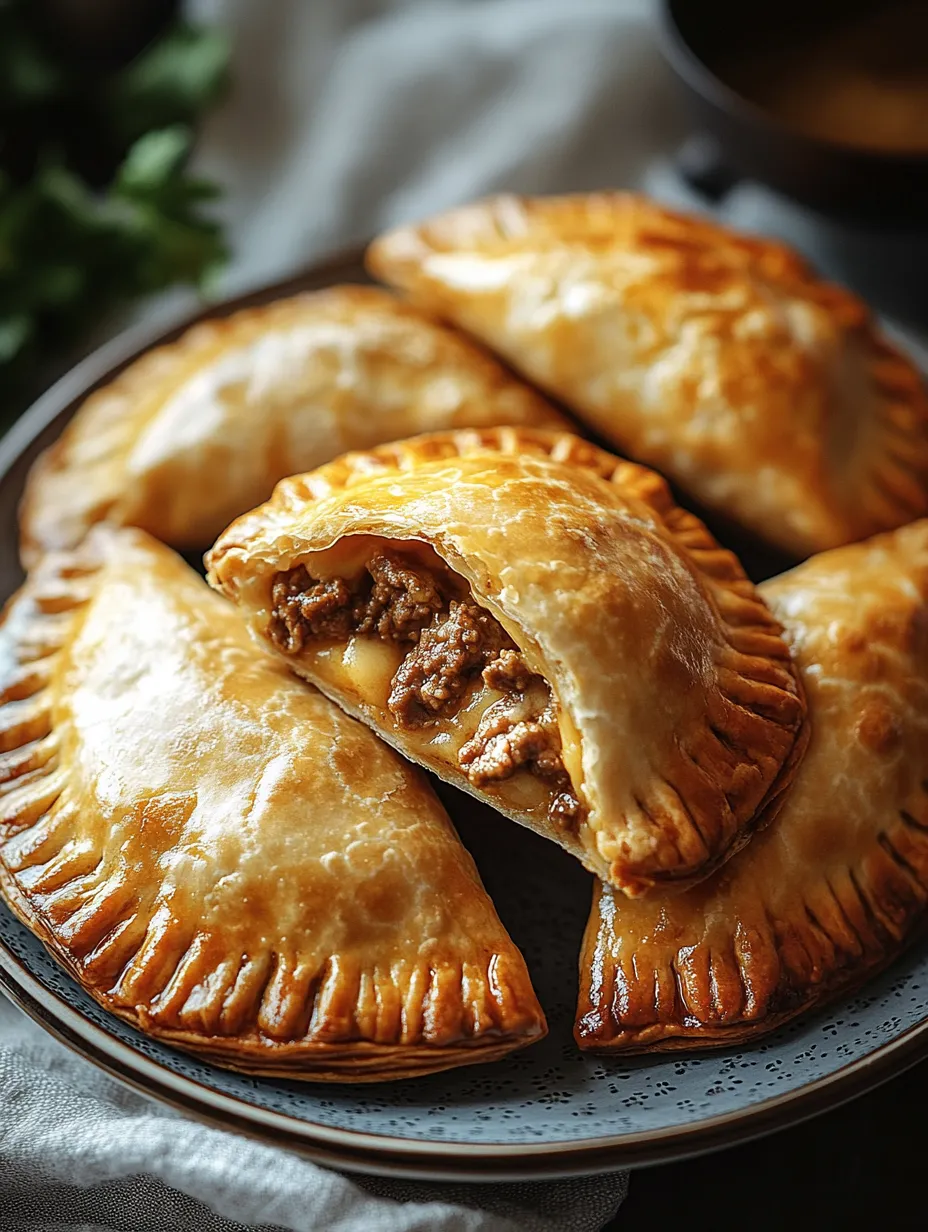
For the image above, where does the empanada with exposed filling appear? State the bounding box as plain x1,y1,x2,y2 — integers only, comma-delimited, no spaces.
0,527,545,1080
207,427,808,897
20,285,564,564
576,520,928,1052
368,193,928,558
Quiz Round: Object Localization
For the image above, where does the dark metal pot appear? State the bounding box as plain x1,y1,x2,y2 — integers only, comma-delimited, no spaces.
659,0,928,226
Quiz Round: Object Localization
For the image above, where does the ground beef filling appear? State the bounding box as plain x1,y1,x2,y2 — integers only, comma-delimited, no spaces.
269,554,582,827
387,599,509,725
458,653,581,824
269,554,446,651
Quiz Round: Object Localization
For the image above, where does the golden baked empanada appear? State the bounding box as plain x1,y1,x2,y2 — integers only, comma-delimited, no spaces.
576,520,928,1052
368,193,928,558
207,428,807,896
0,528,545,1080
20,285,564,564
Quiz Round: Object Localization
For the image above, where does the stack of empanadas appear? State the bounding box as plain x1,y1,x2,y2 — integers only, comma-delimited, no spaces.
6,193,928,1082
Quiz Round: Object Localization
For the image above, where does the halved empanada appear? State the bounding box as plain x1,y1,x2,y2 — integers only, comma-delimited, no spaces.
0,527,545,1080
368,193,928,558
576,520,928,1051
20,285,564,564
207,427,808,896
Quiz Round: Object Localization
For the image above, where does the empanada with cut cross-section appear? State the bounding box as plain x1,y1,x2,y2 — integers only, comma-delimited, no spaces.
208,427,808,896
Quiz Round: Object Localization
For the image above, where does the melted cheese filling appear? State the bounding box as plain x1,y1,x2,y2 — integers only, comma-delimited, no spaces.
312,636,554,811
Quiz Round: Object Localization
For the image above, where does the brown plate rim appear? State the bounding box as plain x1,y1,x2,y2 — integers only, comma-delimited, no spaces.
2,249,928,1180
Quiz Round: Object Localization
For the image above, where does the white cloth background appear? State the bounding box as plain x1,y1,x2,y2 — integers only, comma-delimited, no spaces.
1,0,682,1227
0,996,629,1231
191,0,684,294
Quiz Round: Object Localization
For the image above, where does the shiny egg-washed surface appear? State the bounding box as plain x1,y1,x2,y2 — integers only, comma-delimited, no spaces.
0,530,545,1082
19,286,565,564
369,193,928,559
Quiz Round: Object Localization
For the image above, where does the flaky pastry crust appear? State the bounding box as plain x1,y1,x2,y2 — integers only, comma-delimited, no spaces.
368,192,928,557
207,427,807,896
577,520,928,1052
0,528,545,1080
19,285,564,564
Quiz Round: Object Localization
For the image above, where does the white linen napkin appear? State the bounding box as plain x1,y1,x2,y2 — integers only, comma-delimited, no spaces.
0,997,629,1231
0,0,676,1226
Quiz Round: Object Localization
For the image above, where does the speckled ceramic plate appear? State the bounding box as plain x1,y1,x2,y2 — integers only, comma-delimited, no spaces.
2,252,928,1181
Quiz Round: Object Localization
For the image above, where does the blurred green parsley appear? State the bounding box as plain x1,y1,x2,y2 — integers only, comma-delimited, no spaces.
0,1,229,405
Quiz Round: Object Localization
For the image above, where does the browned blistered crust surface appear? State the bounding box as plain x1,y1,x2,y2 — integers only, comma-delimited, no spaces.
576,520,928,1052
19,284,565,563
0,527,545,1080
369,192,928,557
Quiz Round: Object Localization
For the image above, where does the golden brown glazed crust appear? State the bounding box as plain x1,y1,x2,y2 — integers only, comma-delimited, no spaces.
576,520,928,1052
207,427,807,896
19,285,564,564
368,193,928,557
0,528,545,1080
